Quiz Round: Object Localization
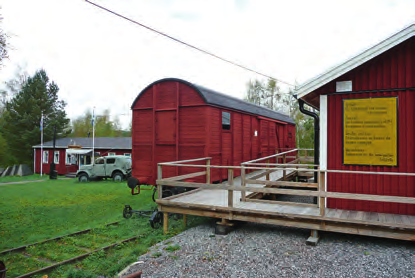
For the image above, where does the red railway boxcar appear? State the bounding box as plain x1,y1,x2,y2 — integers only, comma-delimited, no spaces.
129,78,295,186
297,23,415,215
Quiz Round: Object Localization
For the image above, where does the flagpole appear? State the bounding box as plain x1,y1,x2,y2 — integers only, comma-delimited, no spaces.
40,112,43,177
92,107,95,164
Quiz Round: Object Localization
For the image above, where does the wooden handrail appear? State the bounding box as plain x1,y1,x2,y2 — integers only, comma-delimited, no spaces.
157,163,321,172
159,157,212,165
242,149,299,164
157,179,415,204
156,162,415,176
161,171,206,182
324,169,415,176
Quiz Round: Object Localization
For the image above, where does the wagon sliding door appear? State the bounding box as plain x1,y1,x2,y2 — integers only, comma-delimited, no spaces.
221,110,232,180
154,110,177,179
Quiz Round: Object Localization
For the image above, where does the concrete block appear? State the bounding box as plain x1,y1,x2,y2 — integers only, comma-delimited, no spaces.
1,166,12,177
306,230,320,246
11,164,18,176
17,164,33,176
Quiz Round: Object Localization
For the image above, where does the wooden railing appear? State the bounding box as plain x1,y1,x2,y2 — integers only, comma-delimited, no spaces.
156,153,415,219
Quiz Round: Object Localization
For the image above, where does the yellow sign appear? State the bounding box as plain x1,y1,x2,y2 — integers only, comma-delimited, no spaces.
343,97,398,166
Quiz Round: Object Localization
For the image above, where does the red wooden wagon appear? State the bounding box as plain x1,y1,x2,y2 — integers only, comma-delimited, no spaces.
128,78,296,189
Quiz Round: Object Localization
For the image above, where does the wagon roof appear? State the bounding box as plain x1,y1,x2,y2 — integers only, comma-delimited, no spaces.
32,137,132,149
132,78,295,124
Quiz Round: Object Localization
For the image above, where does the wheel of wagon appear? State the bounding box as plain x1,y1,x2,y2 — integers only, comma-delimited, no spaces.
162,189,173,198
149,211,163,229
151,188,173,202
113,172,124,182
78,173,89,182
123,205,133,219
152,187,157,202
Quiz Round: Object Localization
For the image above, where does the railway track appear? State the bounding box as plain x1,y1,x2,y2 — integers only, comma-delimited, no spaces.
0,220,146,277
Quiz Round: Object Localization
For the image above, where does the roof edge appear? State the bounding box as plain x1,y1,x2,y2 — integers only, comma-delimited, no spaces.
296,23,415,99
132,78,295,124
131,78,208,109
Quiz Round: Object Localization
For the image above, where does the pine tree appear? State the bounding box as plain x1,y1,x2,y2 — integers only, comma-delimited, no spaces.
2,69,70,166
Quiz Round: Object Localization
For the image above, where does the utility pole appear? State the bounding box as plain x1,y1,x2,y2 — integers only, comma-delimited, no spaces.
49,125,57,179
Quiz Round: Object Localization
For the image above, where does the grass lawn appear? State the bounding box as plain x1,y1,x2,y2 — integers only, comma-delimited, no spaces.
0,176,205,277
0,173,48,183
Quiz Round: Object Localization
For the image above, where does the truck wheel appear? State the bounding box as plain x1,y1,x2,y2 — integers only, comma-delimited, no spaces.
113,172,124,182
78,173,89,182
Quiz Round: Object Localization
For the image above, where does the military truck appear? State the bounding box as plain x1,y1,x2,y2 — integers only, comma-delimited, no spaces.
76,155,132,182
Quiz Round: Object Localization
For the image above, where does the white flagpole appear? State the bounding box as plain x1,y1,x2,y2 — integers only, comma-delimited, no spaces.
92,107,95,164
40,112,43,177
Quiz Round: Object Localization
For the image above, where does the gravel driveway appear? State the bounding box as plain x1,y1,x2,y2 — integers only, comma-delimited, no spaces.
121,220,415,278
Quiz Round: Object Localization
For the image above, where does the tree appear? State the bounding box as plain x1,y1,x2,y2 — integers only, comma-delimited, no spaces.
244,78,315,151
0,69,28,114
244,79,286,112
70,109,129,138
1,69,70,166
0,8,9,68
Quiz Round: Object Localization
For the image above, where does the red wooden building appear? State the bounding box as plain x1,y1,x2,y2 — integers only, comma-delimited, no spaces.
297,24,415,215
33,137,132,175
130,78,296,185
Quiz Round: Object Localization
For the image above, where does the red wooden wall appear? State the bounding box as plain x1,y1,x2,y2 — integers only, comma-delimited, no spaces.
324,36,415,215
131,79,296,185
34,148,131,175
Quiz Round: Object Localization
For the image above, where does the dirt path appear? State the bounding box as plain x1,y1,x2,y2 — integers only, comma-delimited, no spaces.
0,178,71,186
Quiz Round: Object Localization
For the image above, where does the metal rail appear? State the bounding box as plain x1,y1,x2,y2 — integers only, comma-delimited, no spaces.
0,221,120,255
1,220,152,277
15,235,143,278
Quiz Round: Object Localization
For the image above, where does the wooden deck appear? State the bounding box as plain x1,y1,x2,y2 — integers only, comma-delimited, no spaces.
156,153,415,242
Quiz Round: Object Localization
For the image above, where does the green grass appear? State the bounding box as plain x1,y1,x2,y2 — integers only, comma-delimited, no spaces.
0,173,48,183
164,244,181,252
0,178,207,277
0,178,153,250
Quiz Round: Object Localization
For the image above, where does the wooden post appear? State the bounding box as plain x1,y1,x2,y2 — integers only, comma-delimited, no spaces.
319,169,326,216
266,158,270,181
163,212,168,234
283,154,287,180
241,166,246,201
206,158,211,184
296,150,300,177
228,168,234,208
305,149,308,160
157,165,163,200
183,214,187,227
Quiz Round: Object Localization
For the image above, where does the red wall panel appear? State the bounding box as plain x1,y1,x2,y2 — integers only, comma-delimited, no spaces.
34,148,131,175
133,88,153,109
326,36,415,215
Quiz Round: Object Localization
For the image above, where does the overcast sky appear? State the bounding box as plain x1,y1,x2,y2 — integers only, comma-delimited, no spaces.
0,0,414,128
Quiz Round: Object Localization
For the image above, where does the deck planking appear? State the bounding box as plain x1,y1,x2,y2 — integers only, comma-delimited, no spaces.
159,170,415,240
160,169,415,234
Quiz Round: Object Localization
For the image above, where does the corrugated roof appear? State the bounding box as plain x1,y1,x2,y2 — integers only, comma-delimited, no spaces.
33,137,132,149
132,78,295,124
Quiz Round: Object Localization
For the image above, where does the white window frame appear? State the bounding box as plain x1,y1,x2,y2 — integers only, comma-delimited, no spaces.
43,151,49,164
65,150,77,165
54,151,59,164
66,150,71,165
124,153,131,157
108,152,116,156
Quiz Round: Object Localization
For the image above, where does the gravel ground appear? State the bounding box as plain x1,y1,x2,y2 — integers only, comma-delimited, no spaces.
122,220,415,278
